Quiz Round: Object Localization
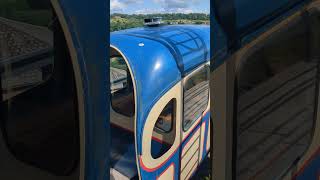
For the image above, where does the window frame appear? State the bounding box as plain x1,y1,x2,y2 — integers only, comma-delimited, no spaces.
182,63,210,132
151,98,176,158
140,81,182,169
233,9,320,179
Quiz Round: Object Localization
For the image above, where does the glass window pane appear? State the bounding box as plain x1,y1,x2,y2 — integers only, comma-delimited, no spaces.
155,100,174,133
151,99,176,159
110,56,134,117
236,13,320,180
0,2,79,179
183,66,209,131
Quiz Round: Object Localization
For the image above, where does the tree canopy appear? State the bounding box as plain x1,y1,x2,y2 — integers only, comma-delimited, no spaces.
111,13,210,32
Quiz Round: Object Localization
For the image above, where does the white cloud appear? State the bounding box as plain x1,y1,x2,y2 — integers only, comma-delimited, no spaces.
111,0,143,13
110,0,125,11
177,8,194,13
155,0,188,8
153,0,202,8
134,7,194,14
151,0,205,14
111,0,208,14
134,8,164,14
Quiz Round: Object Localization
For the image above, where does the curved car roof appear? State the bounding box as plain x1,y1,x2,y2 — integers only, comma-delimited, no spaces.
110,25,210,76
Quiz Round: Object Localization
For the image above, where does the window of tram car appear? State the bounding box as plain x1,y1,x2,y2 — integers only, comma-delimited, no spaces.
110,56,135,117
236,12,320,180
151,99,176,159
155,99,174,133
0,2,79,179
183,66,209,131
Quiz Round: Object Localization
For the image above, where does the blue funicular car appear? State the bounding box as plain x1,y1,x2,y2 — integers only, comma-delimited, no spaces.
1,0,320,179
110,18,210,180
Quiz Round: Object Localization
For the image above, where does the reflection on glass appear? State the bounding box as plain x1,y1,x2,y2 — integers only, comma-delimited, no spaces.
110,56,134,117
155,100,174,133
152,99,176,159
111,56,128,92
0,0,54,101
183,66,209,131
0,1,79,180
236,14,320,180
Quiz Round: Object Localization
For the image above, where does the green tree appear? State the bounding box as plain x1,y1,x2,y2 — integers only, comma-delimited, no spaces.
110,13,209,32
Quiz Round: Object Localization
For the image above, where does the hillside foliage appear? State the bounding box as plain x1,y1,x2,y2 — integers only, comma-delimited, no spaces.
111,13,210,32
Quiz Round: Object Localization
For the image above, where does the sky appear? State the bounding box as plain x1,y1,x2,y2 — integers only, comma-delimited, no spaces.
110,0,210,14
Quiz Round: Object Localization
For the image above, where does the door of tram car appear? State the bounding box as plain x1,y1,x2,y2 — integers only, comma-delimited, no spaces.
138,63,210,180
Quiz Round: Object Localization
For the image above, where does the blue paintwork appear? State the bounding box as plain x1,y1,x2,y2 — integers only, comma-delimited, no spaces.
111,25,210,75
57,1,108,180
111,34,181,140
